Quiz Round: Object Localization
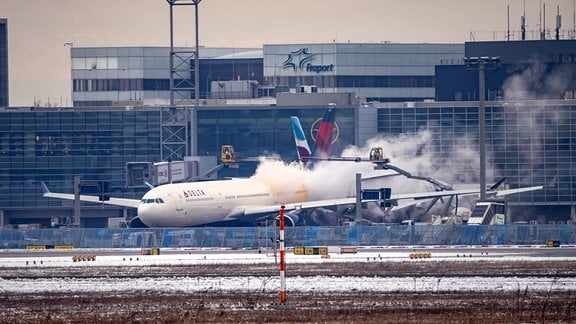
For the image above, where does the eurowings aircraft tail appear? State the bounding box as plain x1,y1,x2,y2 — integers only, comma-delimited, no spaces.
290,107,337,168
290,116,312,165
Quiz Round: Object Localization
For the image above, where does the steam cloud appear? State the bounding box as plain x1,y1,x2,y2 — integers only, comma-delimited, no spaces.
500,59,570,186
250,128,487,223
503,60,576,100
497,60,572,221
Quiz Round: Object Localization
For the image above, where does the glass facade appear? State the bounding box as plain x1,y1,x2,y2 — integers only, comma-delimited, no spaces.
378,104,480,182
376,100,576,222
1,100,573,226
488,103,574,204
197,107,355,178
0,108,161,223
200,58,264,98
0,105,354,226
436,40,576,102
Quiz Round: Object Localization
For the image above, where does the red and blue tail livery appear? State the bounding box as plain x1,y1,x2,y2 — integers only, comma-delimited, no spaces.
290,107,337,169
311,107,337,159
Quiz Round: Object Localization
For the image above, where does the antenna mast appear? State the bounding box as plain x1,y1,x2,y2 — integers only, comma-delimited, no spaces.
540,2,546,40
507,5,511,41
556,5,562,40
521,0,526,40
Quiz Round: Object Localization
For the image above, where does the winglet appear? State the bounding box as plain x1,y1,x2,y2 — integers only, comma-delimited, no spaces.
40,182,50,194
489,177,507,190
546,175,558,188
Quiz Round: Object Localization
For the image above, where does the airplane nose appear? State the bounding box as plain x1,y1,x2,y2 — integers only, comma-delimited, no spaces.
137,196,169,227
137,202,154,227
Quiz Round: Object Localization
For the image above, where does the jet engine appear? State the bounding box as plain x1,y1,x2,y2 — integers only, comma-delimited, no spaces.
284,212,303,226
128,217,147,228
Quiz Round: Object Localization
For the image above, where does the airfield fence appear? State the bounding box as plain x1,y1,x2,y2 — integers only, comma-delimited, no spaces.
1,224,575,249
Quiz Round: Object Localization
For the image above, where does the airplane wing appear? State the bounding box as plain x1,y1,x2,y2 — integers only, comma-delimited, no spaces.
241,197,358,216
240,184,546,216
492,185,545,197
391,184,545,200
41,182,141,208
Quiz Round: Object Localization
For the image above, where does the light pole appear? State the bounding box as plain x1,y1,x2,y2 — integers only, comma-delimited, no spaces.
166,0,201,106
464,56,500,201
192,0,201,157
165,0,202,159
194,0,200,109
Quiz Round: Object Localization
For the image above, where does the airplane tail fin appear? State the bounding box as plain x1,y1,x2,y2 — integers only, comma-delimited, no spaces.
311,107,337,159
290,107,338,169
290,116,312,165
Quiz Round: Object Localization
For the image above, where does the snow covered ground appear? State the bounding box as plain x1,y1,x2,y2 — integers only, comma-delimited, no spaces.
3,273,575,295
1,246,574,268
1,247,575,295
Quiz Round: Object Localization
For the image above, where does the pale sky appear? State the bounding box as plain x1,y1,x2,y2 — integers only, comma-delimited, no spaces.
2,0,574,106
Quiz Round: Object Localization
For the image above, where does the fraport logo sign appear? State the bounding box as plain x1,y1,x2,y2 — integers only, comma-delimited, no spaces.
282,48,334,74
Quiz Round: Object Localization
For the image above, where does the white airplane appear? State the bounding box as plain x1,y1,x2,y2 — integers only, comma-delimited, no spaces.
42,176,546,227
42,112,547,227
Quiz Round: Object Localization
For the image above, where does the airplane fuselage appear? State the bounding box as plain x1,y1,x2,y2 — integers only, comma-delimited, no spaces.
137,178,308,227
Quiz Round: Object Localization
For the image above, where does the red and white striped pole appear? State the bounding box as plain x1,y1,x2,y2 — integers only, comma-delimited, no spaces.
279,204,286,304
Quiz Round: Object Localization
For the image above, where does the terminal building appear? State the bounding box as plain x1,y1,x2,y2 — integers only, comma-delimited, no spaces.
1,40,576,227
71,46,261,107
71,43,464,106
436,40,576,101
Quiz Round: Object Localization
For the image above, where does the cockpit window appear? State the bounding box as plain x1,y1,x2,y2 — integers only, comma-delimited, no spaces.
155,198,164,204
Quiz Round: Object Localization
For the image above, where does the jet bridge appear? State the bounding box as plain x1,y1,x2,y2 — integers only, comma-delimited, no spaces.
126,156,218,188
